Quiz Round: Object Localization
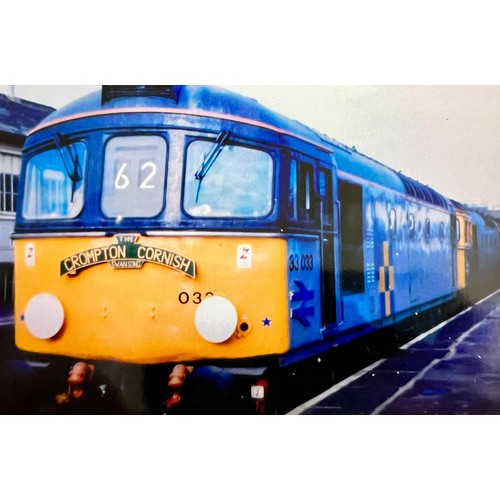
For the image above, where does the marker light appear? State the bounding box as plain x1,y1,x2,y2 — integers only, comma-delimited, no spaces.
24,293,64,339
195,296,238,344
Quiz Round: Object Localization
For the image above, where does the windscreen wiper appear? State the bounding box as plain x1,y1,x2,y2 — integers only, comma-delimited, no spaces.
54,133,82,202
194,130,231,203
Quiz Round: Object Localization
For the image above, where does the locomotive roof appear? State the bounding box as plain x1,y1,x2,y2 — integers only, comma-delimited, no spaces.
35,85,328,146
34,85,450,209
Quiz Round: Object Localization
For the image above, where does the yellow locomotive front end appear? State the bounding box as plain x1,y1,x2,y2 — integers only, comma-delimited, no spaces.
14,90,295,369
15,234,290,364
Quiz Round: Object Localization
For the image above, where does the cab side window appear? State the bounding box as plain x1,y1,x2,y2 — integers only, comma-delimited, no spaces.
319,168,333,228
289,158,315,222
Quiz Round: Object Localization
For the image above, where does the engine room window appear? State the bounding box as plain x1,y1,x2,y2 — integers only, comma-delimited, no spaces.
23,142,87,220
184,139,273,218
101,135,167,218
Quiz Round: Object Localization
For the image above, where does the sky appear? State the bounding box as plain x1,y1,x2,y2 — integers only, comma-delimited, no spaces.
1,84,498,209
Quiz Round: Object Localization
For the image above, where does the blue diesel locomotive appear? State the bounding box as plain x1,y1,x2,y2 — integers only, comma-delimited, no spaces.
13,85,500,413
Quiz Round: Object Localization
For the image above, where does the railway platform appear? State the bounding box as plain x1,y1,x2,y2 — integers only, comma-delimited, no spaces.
289,289,500,415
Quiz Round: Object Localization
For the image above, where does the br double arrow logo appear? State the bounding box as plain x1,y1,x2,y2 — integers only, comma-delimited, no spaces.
290,280,315,327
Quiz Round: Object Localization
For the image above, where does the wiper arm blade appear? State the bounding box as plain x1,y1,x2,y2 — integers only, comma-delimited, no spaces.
54,133,74,179
69,152,81,202
54,133,82,202
194,131,231,203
